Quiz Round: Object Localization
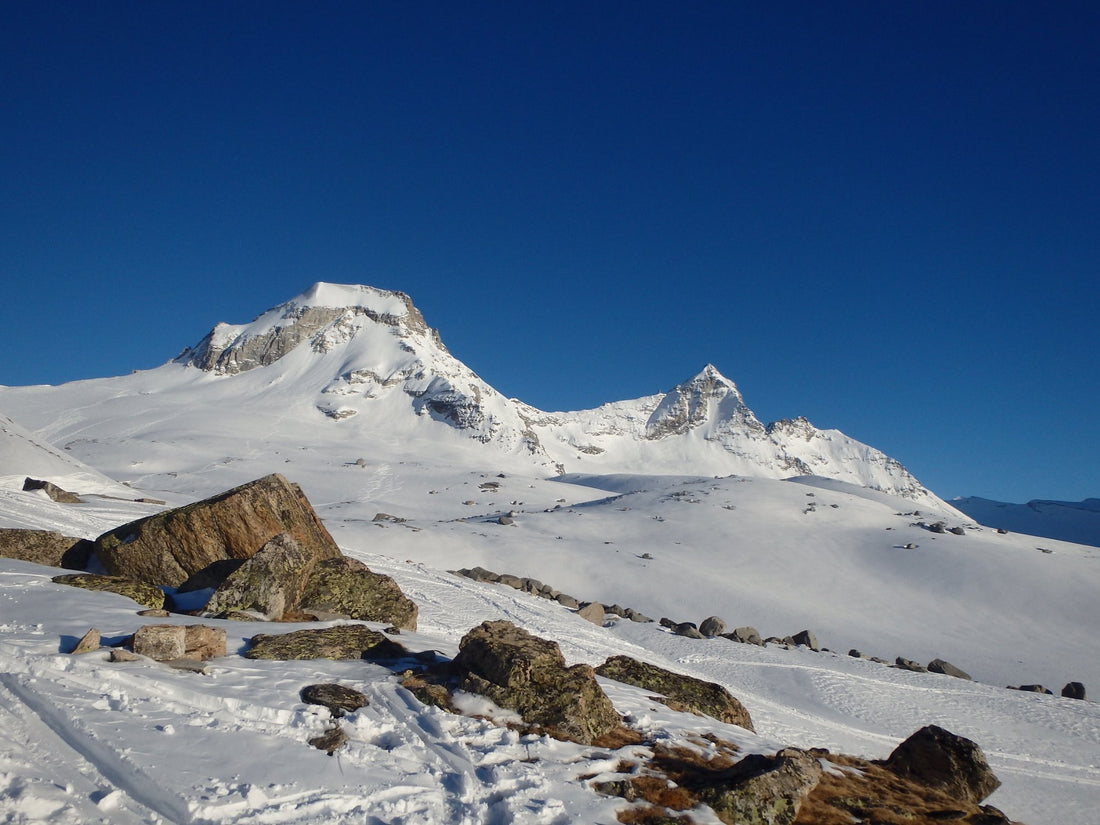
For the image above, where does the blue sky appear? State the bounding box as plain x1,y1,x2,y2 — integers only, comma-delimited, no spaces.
2,2,1097,503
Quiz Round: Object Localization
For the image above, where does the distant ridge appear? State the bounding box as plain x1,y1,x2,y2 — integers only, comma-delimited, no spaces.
952,496,1100,547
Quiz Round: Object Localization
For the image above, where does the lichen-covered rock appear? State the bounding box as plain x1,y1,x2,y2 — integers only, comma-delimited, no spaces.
93,474,341,587
885,725,1001,804
299,556,418,630
244,626,408,661
594,655,754,731
300,683,369,717
205,533,317,619
696,748,823,825
0,529,92,569
52,573,167,610
453,620,620,744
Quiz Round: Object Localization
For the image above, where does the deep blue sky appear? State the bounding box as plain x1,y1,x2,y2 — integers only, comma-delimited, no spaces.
2,2,1097,503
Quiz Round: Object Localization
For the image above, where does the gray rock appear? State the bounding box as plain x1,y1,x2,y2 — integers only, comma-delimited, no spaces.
133,625,186,661
699,748,823,825
673,622,705,640
205,533,316,620
949,526,966,535
885,724,1001,804
245,626,407,661
70,628,101,655
699,616,727,638
108,649,141,663
1062,681,1087,700
895,657,928,673
497,516,514,525
576,602,606,625
93,474,342,587
1010,684,1052,694
723,626,763,646
791,629,819,650
928,658,972,680
595,655,753,731
300,683,369,717
23,477,82,503
497,573,523,589
452,620,621,745
555,593,579,609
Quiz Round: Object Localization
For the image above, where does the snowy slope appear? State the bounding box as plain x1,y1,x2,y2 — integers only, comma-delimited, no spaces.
953,495,1100,548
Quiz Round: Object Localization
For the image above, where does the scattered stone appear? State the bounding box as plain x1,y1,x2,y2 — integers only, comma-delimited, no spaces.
672,622,705,640
23,477,82,503
137,609,171,617
895,657,928,673
595,655,754,731
0,529,92,568
497,573,523,588
52,574,167,610
300,683,369,717
308,725,347,755
93,473,342,587
1062,681,1087,700
624,608,653,623
885,725,1001,804
454,566,499,583
109,649,141,663
928,658,972,680
372,512,406,523
245,625,408,661
555,593,579,609
452,620,621,744
949,526,966,535
298,556,418,630
639,552,653,560
1009,684,1052,694
205,533,317,620
576,602,606,625
183,625,227,660
699,616,727,638
904,542,919,549
70,628,101,654
723,626,763,646
848,649,864,658
928,521,948,534
791,629,819,651
497,516,514,525
165,658,212,674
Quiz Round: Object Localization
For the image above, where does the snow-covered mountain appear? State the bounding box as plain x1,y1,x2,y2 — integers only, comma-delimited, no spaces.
952,495,1100,548
2,282,1098,825
4,282,942,507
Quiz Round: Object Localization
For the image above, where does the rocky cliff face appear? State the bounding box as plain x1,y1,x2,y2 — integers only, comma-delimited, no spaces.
156,282,937,501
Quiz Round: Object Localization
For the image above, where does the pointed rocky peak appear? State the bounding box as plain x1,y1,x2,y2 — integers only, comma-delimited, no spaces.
177,283,439,375
645,364,763,440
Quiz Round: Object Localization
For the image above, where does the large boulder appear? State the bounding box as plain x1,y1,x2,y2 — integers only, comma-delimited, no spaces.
93,474,341,587
595,655,754,731
245,626,408,661
699,616,727,637
298,556,418,630
453,620,620,744
0,529,91,569
697,748,823,825
52,573,167,610
884,725,1001,804
205,533,317,619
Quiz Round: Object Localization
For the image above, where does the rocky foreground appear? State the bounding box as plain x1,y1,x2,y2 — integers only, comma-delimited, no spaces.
0,473,1027,824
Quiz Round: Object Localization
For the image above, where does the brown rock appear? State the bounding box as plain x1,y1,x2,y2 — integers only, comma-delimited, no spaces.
575,602,606,625
308,725,347,755
93,474,341,587
885,725,1001,804
70,628,101,654
0,529,92,569
453,620,621,744
183,625,227,660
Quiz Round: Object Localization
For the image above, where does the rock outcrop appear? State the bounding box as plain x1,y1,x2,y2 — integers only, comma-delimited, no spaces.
884,725,1001,804
93,474,341,587
594,655,753,731
452,620,620,745
0,529,91,569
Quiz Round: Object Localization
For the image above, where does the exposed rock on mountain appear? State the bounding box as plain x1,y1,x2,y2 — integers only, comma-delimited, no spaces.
94,473,341,587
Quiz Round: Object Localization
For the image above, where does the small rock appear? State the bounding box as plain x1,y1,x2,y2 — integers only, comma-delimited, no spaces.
300,684,369,717
23,477,82,503
895,656,927,673
1009,684,1052,694
723,626,763,646
109,649,141,663
165,657,212,674
70,628,101,654
576,602,606,625
133,625,186,661
497,516,514,526
791,629,819,651
672,622,705,640
848,649,864,658
1062,682,1087,700
928,658,972,680
308,725,347,755
555,593,579,609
